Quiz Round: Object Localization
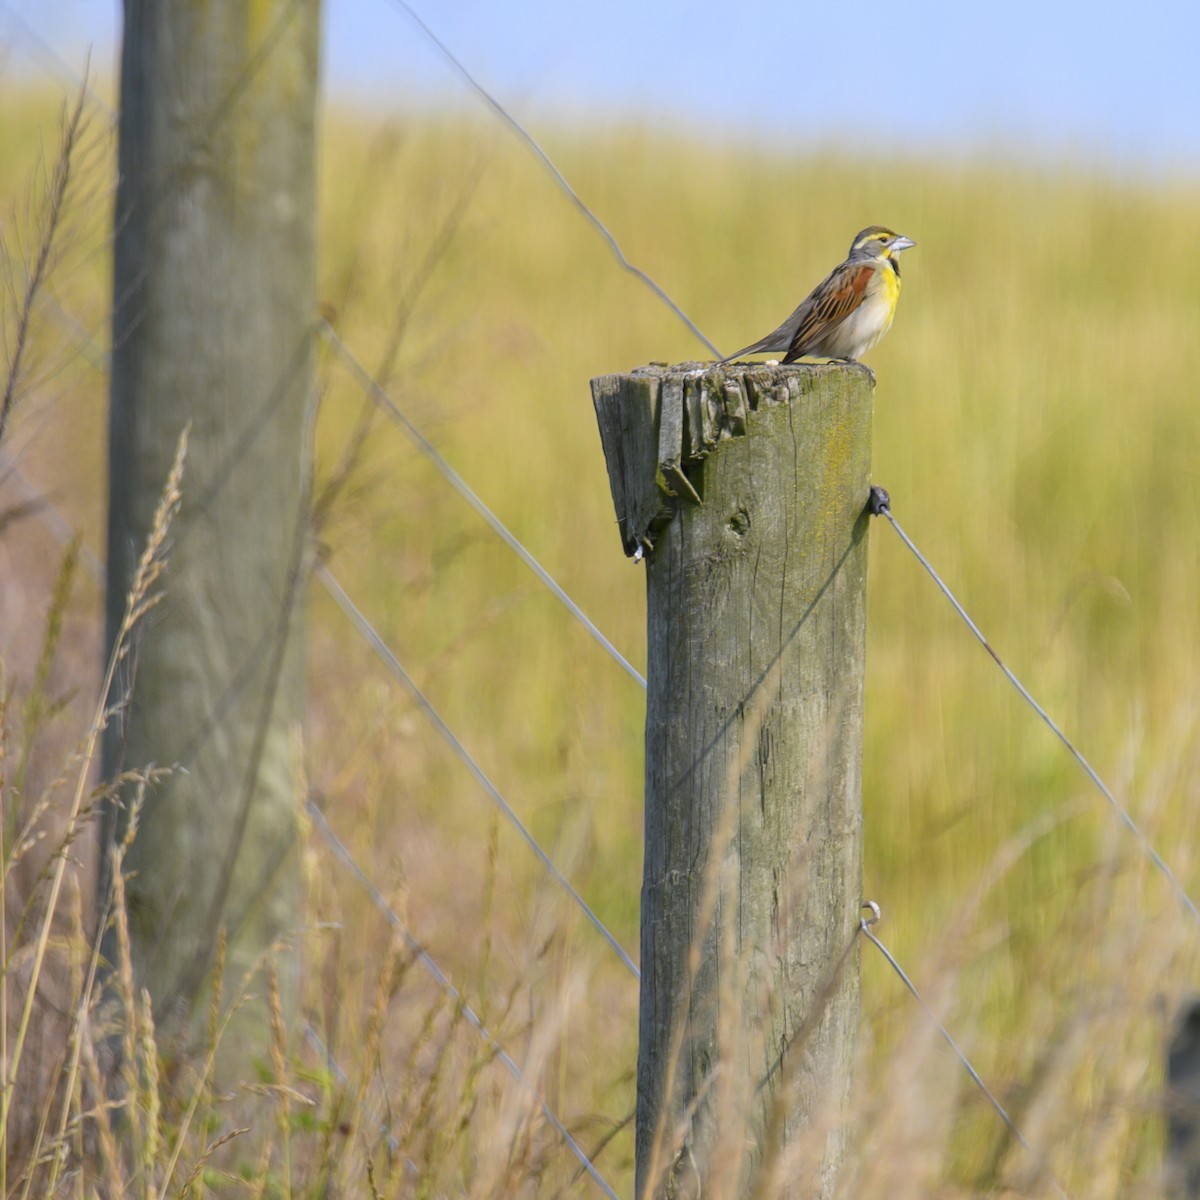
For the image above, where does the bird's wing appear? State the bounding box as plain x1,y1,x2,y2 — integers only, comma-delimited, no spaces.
782,261,875,362
719,259,878,364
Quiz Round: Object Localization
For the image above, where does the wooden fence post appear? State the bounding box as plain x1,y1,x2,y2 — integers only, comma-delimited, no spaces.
101,0,319,1074
591,361,873,1199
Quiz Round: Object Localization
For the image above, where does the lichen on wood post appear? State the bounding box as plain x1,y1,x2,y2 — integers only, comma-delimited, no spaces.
591,360,874,1199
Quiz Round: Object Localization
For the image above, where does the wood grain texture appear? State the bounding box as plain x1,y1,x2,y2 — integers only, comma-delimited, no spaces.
593,361,873,1198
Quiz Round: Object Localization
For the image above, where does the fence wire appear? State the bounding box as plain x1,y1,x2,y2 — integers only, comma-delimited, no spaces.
380,0,720,358
868,485,1199,922
306,799,621,1200
316,562,640,981
323,324,647,690
858,902,1072,1198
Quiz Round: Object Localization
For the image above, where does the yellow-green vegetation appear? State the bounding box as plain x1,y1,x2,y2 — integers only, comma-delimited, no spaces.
3,75,1200,1196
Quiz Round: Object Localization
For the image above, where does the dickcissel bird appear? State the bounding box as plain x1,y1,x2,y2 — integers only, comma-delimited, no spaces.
720,226,915,364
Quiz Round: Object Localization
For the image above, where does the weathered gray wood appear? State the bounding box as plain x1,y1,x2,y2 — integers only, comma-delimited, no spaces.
591,369,675,557
101,0,319,1072
656,376,701,506
592,361,873,1198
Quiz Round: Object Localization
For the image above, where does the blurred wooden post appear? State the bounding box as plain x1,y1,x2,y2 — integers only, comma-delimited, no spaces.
591,362,873,1199
1168,998,1200,1198
102,0,319,1074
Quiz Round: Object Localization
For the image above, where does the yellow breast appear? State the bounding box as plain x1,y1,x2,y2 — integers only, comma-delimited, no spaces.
821,262,901,359
880,258,902,307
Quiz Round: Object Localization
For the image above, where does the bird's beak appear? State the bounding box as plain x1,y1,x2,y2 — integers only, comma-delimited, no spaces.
890,235,916,252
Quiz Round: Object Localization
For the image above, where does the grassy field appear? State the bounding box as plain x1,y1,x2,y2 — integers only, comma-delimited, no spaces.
3,77,1200,1196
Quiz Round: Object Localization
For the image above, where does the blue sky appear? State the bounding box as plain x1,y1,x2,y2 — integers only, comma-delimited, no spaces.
10,0,1200,172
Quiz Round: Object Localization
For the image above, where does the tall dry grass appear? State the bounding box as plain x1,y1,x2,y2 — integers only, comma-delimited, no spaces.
1,71,1200,1196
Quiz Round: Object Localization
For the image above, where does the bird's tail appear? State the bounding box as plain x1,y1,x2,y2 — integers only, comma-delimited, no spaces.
716,335,774,365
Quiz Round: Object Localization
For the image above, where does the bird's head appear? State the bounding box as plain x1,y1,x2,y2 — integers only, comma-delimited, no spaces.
848,226,916,262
